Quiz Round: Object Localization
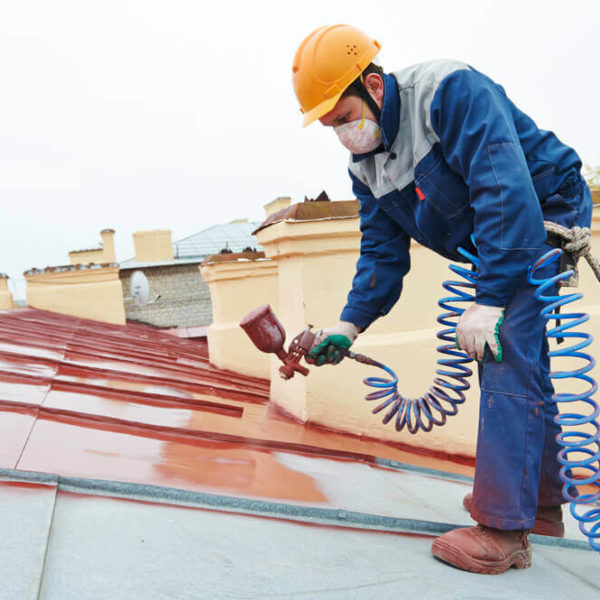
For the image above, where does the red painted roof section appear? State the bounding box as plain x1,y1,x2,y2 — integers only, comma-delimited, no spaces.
0,309,473,503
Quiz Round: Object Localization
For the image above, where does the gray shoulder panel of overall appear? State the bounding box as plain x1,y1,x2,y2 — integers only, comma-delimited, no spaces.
349,60,471,198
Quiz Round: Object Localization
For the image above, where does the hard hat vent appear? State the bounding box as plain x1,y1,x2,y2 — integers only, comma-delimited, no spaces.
346,43,358,56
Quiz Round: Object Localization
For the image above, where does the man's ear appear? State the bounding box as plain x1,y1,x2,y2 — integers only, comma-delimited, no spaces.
364,73,384,104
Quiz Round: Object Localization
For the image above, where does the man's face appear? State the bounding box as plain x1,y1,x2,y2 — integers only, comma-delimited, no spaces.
319,95,377,128
319,73,384,128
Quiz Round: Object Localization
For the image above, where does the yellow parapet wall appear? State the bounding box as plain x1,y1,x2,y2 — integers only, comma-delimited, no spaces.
0,276,15,310
251,200,600,459
200,252,278,379
25,264,126,325
69,249,105,265
69,229,116,265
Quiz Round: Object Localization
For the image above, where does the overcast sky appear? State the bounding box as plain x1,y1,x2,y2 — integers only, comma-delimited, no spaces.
2,0,599,300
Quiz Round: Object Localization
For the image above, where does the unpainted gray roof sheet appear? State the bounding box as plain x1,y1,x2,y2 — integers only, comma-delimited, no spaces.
2,460,598,600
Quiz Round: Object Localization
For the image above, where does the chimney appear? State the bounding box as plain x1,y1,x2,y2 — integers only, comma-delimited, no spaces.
133,230,174,263
264,196,291,219
101,229,116,263
0,274,15,310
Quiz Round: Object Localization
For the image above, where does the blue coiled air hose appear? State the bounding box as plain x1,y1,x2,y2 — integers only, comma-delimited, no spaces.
364,247,478,433
361,245,599,553
528,248,600,552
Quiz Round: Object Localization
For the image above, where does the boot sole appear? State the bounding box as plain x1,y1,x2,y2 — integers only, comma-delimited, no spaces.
431,538,532,574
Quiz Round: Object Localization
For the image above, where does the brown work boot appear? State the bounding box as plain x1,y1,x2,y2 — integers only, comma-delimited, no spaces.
462,492,565,537
431,524,531,574
533,505,565,537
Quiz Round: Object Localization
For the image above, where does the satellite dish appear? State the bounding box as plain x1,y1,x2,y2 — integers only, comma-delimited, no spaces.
130,271,149,306
125,270,160,306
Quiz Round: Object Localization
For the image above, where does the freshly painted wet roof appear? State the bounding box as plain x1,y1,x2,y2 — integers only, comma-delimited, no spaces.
0,308,596,598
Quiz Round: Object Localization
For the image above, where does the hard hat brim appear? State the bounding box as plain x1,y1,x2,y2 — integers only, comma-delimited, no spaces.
301,94,343,128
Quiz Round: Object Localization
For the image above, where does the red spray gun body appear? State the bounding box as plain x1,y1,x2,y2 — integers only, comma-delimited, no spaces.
240,304,378,379
239,305,315,379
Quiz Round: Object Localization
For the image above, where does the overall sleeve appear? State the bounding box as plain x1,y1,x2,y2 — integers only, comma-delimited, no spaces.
340,171,411,330
430,68,546,306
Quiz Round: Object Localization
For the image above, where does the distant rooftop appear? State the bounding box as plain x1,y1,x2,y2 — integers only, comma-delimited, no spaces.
119,220,262,269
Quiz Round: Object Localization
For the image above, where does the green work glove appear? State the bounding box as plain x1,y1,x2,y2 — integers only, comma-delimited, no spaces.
455,303,504,363
308,321,359,366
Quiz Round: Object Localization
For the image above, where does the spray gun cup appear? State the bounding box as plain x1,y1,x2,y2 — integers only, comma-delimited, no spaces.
239,304,286,355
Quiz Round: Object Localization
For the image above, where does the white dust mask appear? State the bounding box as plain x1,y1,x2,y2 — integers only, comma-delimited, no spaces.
334,101,382,154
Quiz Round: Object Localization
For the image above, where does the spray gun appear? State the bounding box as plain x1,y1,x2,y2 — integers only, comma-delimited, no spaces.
239,304,379,380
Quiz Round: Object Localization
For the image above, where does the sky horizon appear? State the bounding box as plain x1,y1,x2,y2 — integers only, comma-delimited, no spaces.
2,0,600,300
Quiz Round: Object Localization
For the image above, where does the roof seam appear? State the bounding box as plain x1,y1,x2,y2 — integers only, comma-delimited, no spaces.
0,470,591,552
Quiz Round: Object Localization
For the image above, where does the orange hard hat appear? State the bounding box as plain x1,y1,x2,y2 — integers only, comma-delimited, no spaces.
292,25,381,127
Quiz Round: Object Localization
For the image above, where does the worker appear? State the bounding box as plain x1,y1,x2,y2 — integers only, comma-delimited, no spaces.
292,24,593,574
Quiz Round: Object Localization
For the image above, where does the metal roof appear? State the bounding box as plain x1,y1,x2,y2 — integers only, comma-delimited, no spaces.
119,220,263,269
0,308,597,598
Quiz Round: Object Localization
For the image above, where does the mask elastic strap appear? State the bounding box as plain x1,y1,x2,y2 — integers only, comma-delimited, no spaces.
348,74,382,124
358,100,366,130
